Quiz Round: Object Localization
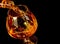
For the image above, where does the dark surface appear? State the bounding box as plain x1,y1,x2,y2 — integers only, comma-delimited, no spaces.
0,0,48,44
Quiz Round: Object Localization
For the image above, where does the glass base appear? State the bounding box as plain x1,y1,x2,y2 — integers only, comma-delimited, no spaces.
23,36,38,44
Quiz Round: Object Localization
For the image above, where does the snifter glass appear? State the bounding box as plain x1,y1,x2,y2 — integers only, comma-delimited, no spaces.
0,0,38,44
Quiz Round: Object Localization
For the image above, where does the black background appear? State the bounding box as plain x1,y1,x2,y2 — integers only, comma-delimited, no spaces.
0,0,48,44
